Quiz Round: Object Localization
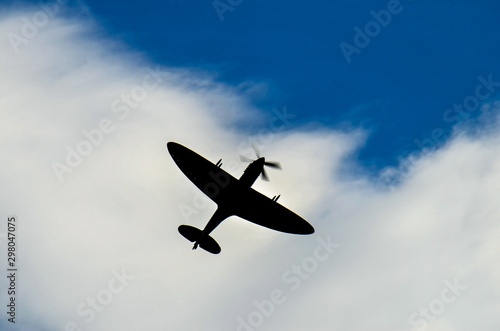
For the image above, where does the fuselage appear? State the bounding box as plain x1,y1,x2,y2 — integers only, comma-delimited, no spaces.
238,158,265,187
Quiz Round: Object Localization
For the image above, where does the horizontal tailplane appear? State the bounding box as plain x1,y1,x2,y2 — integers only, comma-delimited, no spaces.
178,225,221,254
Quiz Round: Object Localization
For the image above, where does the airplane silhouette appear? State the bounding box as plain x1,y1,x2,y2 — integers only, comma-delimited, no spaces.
167,142,314,254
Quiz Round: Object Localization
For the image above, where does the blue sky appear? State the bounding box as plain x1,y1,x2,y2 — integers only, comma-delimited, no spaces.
5,0,499,171
57,0,500,169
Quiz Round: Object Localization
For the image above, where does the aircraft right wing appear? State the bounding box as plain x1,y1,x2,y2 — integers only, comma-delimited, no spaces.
232,187,314,235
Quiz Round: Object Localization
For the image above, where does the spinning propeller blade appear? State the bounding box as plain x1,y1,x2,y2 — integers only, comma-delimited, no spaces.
261,168,269,181
239,155,254,163
264,161,281,169
252,144,261,158
239,144,281,181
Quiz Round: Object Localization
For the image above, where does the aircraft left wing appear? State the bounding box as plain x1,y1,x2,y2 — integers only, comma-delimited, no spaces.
167,142,238,204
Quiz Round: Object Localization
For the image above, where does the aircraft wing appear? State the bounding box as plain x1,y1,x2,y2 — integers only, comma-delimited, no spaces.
233,188,314,235
167,142,238,204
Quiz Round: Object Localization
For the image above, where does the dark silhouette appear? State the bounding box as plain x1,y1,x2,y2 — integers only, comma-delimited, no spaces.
167,142,314,254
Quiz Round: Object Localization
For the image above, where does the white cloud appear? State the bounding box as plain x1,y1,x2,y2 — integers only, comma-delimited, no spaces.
1,6,500,331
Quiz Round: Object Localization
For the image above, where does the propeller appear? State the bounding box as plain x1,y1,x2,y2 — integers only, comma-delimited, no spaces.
239,144,281,181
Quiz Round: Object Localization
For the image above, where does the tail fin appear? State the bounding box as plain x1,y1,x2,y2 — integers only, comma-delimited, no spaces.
178,225,221,254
